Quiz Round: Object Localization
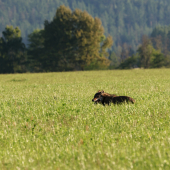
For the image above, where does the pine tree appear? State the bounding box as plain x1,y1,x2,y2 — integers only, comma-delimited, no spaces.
0,25,25,73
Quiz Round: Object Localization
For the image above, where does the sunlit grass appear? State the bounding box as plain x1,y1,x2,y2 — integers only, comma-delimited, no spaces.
0,69,170,169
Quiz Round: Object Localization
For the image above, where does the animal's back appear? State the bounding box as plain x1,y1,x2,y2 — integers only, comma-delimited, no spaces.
112,96,135,104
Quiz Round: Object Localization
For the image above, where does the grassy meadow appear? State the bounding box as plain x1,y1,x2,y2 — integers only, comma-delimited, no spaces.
0,69,170,169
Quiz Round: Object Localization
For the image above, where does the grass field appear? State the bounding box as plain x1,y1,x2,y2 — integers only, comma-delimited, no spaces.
0,69,170,170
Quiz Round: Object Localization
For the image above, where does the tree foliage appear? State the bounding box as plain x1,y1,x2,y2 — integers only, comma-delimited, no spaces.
1,0,170,52
40,5,113,71
0,26,25,73
137,35,164,68
27,29,44,71
118,55,139,69
1,2,170,72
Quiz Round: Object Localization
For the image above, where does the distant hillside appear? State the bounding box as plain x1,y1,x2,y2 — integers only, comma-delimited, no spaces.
1,0,170,52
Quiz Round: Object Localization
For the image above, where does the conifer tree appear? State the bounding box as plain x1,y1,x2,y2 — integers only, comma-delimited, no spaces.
0,26,25,73
27,29,44,71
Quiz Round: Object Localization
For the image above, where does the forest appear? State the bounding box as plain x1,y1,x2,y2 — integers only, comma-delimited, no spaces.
1,0,170,50
0,0,170,73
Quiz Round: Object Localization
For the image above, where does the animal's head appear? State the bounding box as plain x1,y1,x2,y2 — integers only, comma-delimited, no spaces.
92,90,104,103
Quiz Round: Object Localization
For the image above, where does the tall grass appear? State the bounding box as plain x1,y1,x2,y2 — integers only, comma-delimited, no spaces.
0,69,170,169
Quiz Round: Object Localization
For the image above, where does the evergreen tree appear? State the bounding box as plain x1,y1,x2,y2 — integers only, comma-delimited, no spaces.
27,29,44,71
0,25,25,73
108,51,120,69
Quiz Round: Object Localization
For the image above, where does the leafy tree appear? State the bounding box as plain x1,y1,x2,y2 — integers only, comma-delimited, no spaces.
137,35,154,68
43,5,74,71
118,54,139,69
0,25,25,73
43,5,113,71
152,53,165,68
137,35,164,68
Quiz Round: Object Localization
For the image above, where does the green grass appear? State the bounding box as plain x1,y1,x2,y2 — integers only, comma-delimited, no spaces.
0,69,170,169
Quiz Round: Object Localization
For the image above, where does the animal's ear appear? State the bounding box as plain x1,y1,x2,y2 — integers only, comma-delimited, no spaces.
98,90,101,92
101,93,104,96
101,90,104,93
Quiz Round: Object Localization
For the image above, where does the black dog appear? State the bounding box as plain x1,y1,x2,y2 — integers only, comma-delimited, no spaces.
92,90,117,105
92,90,135,106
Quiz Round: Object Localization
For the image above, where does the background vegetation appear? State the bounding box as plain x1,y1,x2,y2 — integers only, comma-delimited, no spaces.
1,0,170,51
1,0,170,72
0,69,170,169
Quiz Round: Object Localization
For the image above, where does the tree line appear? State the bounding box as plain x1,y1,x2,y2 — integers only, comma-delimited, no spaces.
0,5,170,73
1,0,170,54
117,26,170,69
0,6,113,73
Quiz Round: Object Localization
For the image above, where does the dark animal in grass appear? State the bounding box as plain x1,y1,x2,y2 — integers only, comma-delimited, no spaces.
92,90,117,105
111,96,135,105
92,90,135,106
